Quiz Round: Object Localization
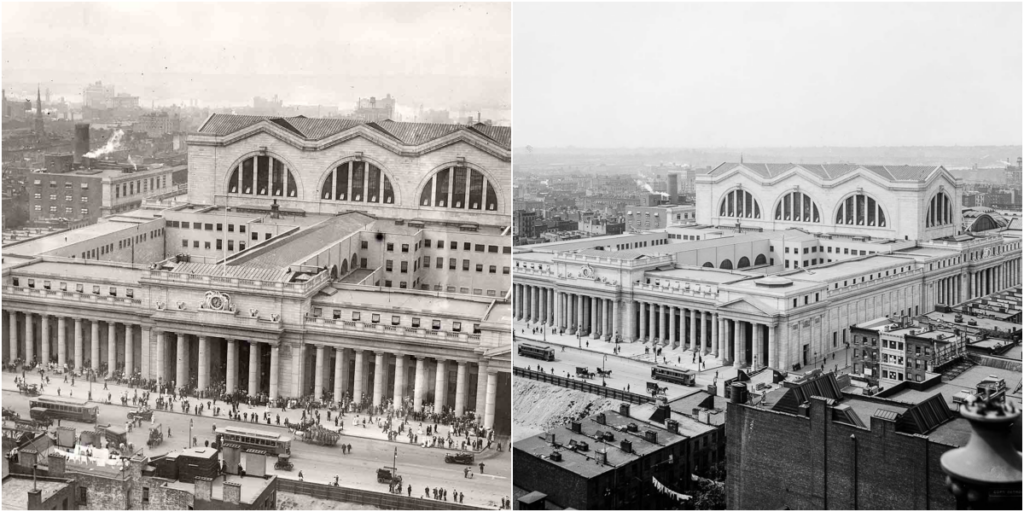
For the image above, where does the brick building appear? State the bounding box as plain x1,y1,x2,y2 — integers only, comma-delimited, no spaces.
724,371,1022,510
514,402,721,510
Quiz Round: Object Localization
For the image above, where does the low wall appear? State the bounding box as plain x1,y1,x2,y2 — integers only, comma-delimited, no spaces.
513,367,654,404
276,478,486,510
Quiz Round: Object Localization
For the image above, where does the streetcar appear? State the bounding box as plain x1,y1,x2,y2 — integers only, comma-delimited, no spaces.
215,426,292,455
518,343,556,362
650,365,696,386
28,397,99,423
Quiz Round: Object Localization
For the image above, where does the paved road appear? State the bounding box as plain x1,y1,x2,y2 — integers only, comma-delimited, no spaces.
2,375,510,509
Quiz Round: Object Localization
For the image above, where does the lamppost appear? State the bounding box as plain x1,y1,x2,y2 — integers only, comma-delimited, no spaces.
602,355,608,387
940,390,1022,509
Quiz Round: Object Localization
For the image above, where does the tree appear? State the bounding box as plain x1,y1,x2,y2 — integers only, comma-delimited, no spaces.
692,479,726,510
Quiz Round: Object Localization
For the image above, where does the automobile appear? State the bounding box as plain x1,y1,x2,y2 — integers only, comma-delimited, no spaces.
2,407,18,421
376,467,401,485
18,383,40,397
274,453,294,471
147,424,164,448
444,452,475,465
127,406,154,422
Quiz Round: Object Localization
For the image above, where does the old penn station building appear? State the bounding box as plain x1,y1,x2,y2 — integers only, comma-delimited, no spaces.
2,114,513,431
514,162,1020,378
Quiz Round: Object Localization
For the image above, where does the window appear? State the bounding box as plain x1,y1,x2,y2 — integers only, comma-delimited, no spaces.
109,287,117,297
423,256,431,268
489,265,497,274
387,243,394,251
205,241,212,250
319,160,393,203
386,260,393,271
476,264,484,272
503,266,510,274
718,189,762,218
463,259,470,271
391,315,401,325
371,314,381,324
313,308,323,317
352,312,361,321
194,241,200,248
452,322,462,332
432,320,442,330
193,222,201,229
835,193,886,227
228,240,234,251
449,258,457,270
229,154,299,197
775,191,821,222
216,239,223,250
419,165,499,210
401,244,409,253
400,261,408,273
411,317,421,328
80,487,88,504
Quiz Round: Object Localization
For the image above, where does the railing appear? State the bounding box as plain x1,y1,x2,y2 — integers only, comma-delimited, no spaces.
276,478,487,510
155,306,283,327
826,267,924,298
303,317,476,343
144,268,330,295
3,286,143,307
555,252,675,268
513,367,655,405
636,280,718,299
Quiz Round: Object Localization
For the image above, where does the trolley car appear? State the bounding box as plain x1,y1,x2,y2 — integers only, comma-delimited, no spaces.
28,397,98,423
518,343,556,362
650,365,696,386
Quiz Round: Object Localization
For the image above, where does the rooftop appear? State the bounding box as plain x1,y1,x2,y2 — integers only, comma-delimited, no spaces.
1,477,71,510
315,286,494,319
10,260,148,283
2,218,151,258
230,212,375,268
162,474,274,505
708,162,948,183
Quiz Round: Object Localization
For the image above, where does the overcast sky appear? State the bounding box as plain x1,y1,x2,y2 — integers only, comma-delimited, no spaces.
2,2,511,110
514,2,1022,148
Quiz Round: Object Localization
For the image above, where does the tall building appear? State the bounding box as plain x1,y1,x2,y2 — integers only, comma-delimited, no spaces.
352,94,397,123
34,86,44,137
513,162,1020,373
3,113,513,432
82,81,116,109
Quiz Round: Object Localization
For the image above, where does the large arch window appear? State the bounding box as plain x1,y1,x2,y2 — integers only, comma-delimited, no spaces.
718,189,761,219
926,191,953,227
835,193,886,227
227,155,298,197
419,165,498,211
775,191,820,223
320,161,395,204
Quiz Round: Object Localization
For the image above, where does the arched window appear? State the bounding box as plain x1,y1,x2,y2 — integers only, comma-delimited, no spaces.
720,259,734,270
718,189,761,219
926,191,953,227
702,262,715,268
737,256,751,268
320,161,395,204
419,165,499,211
775,191,820,223
834,193,886,227
754,254,767,266
227,154,298,198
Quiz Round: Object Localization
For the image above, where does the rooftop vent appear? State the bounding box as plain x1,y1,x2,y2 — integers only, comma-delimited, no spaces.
620,440,633,453
549,451,562,462
644,430,658,443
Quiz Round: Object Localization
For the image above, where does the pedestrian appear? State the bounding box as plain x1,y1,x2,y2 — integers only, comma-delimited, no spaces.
478,462,485,474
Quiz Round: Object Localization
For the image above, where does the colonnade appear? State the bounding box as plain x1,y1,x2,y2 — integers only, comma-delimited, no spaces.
968,259,1020,300
5,311,149,379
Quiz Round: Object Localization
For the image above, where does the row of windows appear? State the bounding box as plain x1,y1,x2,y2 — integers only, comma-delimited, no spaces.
419,166,499,211
227,155,299,197
167,220,248,234
35,180,88,189
667,234,702,241
35,205,89,215
926,191,954,227
33,193,90,203
13,277,135,298
319,161,394,203
182,239,248,252
831,266,913,290
311,308,483,334
718,190,890,228
76,228,165,259
115,175,168,199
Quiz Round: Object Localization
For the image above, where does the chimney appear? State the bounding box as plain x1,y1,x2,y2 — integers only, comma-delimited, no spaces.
223,482,242,505
548,433,556,445
270,200,280,219
195,477,213,502
244,450,267,478
668,173,679,204
570,421,582,434
74,123,90,164
666,419,679,434
597,449,608,465
28,489,43,510
644,430,658,443
47,454,66,477
619,403,631,417
596,413,606,425
221,444,241,474
620,440,633,453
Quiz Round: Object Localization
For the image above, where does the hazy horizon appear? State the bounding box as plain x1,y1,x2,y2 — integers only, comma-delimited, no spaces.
514,2,1023,148
2,2,511,113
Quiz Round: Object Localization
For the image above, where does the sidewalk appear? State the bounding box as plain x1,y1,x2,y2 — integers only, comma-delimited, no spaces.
0,371,494,452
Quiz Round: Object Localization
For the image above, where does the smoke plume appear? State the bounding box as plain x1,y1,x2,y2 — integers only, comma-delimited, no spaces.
84,129,124,158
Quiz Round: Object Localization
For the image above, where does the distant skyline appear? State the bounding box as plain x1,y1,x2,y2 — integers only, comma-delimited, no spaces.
514,2,1022,148
2,2,511,113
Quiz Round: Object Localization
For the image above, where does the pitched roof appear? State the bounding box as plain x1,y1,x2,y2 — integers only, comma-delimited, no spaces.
708,162,944,183
896,393,957,435
770,372,844,415
197,114,511,150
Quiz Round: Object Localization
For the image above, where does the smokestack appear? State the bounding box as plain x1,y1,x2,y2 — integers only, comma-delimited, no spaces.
668,173,679,204
74,123,90,164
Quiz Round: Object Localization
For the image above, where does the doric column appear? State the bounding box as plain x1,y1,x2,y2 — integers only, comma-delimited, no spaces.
754,324,764,368
8,311,18,361
41,315,50,366
454,361,467,416
248,342,260,396
767,324,776,369
591,297,599,339
107,322,117,378
372,352,385,407
141,327,151,379
24,313,34,365
712,313,720,358
314,345,325,401
292,344,304,398
156,332,166,385
554,291,562,330
73,318,83,370
700,311,709,353
689,309,698,352
659,305,668,346
648,301,657,342
226,339,238,393
125,325,134,376
484,371,498,429
575,295,583,333
738,321,748,367
413,357,426,412
433,359,447,413
514,285,521,320
623,300,634,342
269,345,280,400
612,300,621,341
334,348,347,404
638,302,647,342
353,350,365,403
176,333,188,390
475,363,488,414
604,299,613,341
394,354,406,407
57,316,66,368
90,321,101,372
668,306,677,349
549,289,556,327
197,336,209,391
539,288,547,324
532,286,540,322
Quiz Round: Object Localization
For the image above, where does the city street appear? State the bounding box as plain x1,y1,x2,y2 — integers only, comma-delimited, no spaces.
2,372,510,509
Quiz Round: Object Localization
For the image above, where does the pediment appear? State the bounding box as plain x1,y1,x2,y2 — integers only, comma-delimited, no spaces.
718,296,775,317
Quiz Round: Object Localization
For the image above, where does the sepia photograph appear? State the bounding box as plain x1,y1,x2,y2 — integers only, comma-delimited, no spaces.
511,2,1021,510
1,2,512,510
